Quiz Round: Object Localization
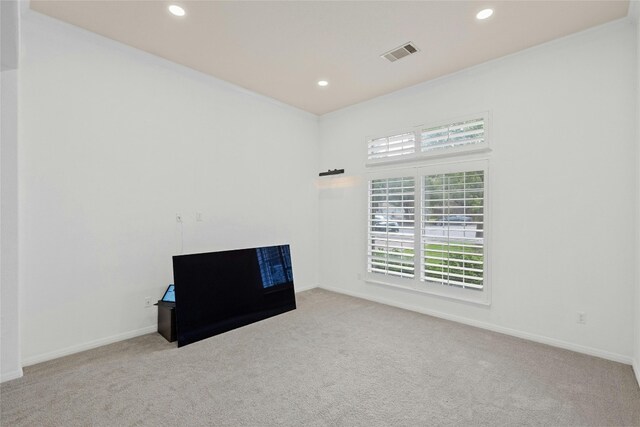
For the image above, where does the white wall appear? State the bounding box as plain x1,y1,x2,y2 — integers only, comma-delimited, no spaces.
18,11,319,365
318,20,637,362
1,0,22,382
1,69,21,381
632,1,640,383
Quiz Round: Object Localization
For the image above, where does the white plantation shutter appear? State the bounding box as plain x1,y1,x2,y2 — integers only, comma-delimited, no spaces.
367,132,416,161
421,118,485,152
367,114,488,164
421,170,485,289
367,176,415,278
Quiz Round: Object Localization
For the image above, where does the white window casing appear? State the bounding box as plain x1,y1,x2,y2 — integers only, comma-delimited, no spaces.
365,159,490,305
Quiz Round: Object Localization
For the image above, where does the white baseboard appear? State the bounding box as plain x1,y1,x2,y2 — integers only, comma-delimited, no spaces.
633,359,640,388
21,325,157,367
1,368,24,383
20,287,317,368
295,284,318,293
319,285,633,365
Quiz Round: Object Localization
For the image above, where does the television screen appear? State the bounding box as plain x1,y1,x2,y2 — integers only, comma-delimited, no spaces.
172,244,296,347
161,284,175,302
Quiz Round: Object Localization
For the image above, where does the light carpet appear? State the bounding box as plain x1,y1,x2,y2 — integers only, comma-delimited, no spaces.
1,289,639,426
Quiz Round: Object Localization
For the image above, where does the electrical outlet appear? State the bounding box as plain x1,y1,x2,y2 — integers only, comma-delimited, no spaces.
145,297,152,308
176,213,183,223
577,312,586,324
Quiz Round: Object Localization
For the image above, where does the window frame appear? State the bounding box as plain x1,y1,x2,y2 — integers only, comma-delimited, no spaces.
366,112,490,167
365,159,490,306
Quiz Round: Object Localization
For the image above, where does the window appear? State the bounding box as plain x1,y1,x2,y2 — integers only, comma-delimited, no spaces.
366,160,488,304
367,132,416,161
367,176,415,278
422,170,485,290
367,113,489,164
421,118,485,153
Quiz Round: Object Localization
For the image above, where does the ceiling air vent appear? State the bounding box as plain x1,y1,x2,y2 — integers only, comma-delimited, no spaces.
381,42,419,62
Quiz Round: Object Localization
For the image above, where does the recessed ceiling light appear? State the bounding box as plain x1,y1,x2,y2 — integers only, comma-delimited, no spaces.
317,80,329,87
168,4,186,17
476,8,494,20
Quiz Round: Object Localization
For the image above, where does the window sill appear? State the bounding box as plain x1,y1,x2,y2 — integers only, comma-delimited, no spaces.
365,277,491,307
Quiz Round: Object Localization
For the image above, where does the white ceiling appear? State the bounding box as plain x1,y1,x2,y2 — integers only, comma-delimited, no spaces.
30,0,630,115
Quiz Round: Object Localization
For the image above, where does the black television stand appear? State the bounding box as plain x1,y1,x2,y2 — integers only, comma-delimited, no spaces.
155,301,176,342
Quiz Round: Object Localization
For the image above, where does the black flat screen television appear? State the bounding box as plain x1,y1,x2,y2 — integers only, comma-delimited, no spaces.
172,244,296,347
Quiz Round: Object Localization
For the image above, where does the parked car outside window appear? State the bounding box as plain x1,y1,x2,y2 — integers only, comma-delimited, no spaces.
372,215,399,232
